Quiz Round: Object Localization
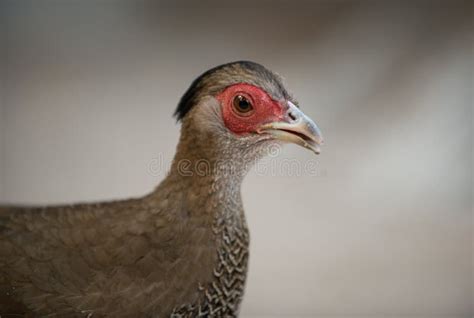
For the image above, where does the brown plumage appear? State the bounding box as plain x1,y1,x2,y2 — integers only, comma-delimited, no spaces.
0,61,323,317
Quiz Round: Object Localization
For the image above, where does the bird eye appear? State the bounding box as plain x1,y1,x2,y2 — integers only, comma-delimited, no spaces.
232,95,254,116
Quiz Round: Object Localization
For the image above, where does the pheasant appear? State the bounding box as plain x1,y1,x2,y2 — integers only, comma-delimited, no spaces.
0,61,323,317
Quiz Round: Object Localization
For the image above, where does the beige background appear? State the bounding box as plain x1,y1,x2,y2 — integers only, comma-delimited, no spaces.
0,1,472,317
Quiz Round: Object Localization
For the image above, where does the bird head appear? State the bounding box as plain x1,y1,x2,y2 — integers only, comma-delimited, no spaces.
174,61,323,167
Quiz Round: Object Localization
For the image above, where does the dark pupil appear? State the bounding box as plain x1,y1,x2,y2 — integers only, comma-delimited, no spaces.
237,96,251,111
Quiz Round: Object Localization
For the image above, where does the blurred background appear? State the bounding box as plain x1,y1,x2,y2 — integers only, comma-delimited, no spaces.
0,0,472,317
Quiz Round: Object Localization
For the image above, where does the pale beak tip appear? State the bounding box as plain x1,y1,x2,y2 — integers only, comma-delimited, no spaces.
309,142,322,155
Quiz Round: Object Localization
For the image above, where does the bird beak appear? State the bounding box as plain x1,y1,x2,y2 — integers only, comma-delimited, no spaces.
257,101,324,154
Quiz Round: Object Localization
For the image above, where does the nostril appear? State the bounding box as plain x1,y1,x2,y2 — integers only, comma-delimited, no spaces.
288,111,297,121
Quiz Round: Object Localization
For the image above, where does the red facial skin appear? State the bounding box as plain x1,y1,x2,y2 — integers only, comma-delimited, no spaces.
216,83,286,135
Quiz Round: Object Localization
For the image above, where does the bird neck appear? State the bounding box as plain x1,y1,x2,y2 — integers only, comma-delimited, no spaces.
159,124,259,227
169,123,259,186
147,124,252,315
163,142,251,316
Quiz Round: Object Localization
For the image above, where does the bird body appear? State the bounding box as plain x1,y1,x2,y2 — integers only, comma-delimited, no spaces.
0,61,322,317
